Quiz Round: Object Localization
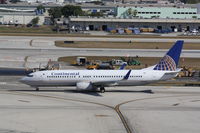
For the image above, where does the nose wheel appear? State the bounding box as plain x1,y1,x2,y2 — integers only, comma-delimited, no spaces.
100,87,105,93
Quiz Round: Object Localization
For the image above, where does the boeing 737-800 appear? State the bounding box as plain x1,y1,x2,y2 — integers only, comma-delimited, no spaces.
20,40,184,93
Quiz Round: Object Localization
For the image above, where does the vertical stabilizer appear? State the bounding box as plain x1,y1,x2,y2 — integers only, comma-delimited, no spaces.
153,40,184,71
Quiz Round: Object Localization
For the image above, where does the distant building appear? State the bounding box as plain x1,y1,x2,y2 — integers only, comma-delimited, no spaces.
69,16,200,32
122,0,158,4
20,0,64,4
0,7,45,25
0,0,6,4
73,0,101,3
116,6,200,19
67,3,200,32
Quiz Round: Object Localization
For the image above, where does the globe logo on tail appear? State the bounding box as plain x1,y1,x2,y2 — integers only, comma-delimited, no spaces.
153,55,176,71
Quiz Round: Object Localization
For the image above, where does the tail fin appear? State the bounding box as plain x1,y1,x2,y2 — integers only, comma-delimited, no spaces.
153,40,184,71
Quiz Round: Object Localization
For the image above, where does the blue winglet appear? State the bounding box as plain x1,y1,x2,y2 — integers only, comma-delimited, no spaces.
123,70,131,80
153,40,184,71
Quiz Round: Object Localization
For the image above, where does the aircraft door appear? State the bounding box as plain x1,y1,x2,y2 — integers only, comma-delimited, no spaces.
39,73,46,80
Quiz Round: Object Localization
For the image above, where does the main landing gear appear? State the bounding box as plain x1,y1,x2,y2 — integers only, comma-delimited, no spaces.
36,87,39,91
100,87,105,93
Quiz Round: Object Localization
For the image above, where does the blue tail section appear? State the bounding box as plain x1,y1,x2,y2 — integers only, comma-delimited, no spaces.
153,40,184,71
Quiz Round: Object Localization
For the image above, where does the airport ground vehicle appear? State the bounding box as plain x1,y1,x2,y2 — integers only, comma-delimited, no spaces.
111,59,127,66
76,57,87,66
121,57,140,65
177,67,195,77
86,62,114,70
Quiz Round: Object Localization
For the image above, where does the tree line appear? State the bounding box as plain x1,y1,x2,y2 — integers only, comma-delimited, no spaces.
48,5,83,23
48,5,104,24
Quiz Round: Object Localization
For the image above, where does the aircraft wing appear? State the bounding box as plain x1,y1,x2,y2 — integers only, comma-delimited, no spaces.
92,80,119,87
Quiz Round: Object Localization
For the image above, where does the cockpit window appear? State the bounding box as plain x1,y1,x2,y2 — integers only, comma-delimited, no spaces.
27,74,34,77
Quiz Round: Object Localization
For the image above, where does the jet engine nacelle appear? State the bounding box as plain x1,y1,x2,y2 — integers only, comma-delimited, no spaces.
76,82,93,90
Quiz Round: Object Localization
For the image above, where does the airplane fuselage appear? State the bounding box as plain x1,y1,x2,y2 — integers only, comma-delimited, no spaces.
20,69,177,88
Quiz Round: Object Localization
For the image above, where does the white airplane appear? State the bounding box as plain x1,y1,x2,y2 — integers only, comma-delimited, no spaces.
20,40,184,93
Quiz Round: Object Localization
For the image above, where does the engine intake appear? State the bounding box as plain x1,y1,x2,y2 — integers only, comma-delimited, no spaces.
76,82,93,90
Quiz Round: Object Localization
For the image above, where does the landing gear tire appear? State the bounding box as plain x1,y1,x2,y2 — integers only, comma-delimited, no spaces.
100,87,105,93
36,88,39,91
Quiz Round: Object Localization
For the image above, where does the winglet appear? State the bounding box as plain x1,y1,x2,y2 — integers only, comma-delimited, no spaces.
153,40,184,71
123,70,131,80
119,63,127,70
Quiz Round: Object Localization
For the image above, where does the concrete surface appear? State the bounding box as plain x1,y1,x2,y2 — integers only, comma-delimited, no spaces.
0,92,124,133
1,49,199,68
0,35,200,133
121,95,200,133
3,35,200,44
0,76,200,133
0,35,200,68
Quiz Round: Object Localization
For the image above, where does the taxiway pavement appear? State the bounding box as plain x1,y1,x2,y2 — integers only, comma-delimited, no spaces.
0,76,200,133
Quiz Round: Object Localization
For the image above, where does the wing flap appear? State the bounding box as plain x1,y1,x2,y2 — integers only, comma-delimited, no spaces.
92,80,118,87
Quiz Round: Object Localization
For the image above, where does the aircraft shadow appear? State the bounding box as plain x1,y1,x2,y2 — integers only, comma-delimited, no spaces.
9,89,153,97
106,89,154,94
8,89,103,97
69,90,103,97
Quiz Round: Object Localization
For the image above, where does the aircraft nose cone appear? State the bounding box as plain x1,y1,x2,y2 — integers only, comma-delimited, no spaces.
20,76,37,86
20,77,28,84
